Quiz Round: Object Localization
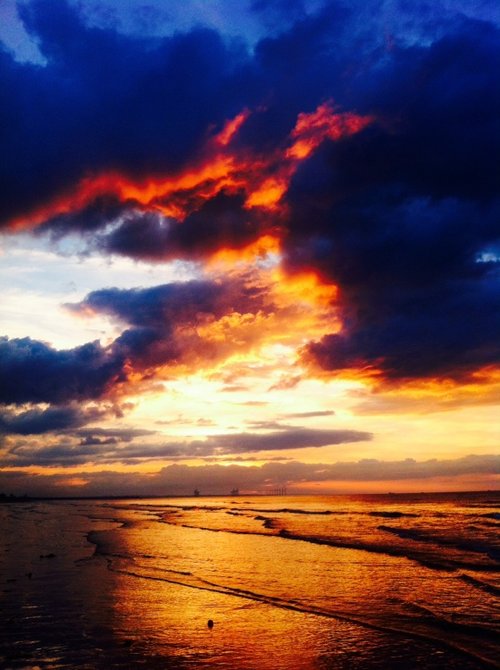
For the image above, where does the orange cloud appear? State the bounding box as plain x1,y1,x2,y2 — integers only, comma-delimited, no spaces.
7,102,373,240
351,366,500,412
287,101,373,160
208,233,282,266
110,266,340,392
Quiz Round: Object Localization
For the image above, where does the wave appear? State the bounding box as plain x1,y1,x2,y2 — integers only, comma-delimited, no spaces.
90,548,499,669
378,525,500,566
154,511,499,573
254,515,278,529
276,528,467,572
245,507,336,515
459,573,500,597
369,511,420,518
154,503,423,519
378,525,436,542
90,502,500,573
166,518,487,572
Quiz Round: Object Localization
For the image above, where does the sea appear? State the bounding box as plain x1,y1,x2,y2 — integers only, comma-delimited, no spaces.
0,491,499,669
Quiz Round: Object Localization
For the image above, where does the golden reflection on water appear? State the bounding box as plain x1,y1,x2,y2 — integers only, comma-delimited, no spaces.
103,516,383,669
101,510,428,669
94,497,499,669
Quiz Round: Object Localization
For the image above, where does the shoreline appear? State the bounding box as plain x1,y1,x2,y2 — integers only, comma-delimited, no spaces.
1,489,499,503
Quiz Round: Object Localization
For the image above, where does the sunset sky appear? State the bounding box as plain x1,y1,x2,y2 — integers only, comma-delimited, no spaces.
0,0,499,497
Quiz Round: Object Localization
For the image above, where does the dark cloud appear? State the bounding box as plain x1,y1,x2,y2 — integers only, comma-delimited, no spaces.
39,191,273,263
211,427,370,453
0,404,107,435
232,3,359,158
345,20,500,202
0,0,255,225
79,435,118,446
2,426,372,467
305,273,500,381
282,17,500,381
2,2,497,229
37,196,127,239
97,191,274,262
6,440,105,467
0,336,125,405
72,277,268,370
68,278,264,329
280,410,335,419
0,0,432,230
75,427,156,443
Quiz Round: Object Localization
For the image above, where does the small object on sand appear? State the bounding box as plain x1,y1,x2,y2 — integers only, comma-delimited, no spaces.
207,619,214,629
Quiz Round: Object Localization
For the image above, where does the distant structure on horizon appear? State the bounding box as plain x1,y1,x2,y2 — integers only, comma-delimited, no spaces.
193,488,200,496
271,487,287,496
230,488,239,496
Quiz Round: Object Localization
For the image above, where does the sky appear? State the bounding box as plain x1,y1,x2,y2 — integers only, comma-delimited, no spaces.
0,0,499,497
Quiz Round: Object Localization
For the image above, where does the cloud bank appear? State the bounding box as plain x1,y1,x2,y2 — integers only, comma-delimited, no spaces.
0,454,497,497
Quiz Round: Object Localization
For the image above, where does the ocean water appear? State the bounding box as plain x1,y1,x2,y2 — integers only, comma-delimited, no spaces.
0,492,499,669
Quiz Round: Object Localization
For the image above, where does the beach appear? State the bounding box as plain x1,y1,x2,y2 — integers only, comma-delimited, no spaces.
1,492,498,669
